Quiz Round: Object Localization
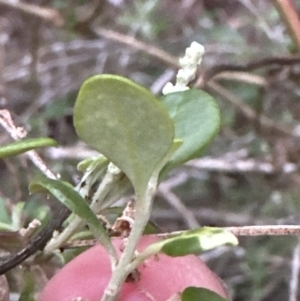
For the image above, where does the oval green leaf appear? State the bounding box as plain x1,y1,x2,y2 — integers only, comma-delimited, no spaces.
162,89,220,172
74,75,174,194
141,227,238,258
161,227,238,257
182,287,229,301
0,138,58,159
29,178,112,249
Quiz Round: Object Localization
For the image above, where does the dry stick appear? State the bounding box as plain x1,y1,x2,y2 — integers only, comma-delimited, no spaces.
275,0,300,51
155,225,300,238
196,55,300,86
213,72,267,86
225,225,300,236
0,205,70,275
62,225,300,250
94,27,180,68
46,145,299,174
187,156,298,174
0,0,63,26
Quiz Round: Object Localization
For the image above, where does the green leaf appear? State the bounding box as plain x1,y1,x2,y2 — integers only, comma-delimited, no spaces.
74,75,174,194
161,227,238,256
182,287,229,301
0,138,58,159
162,89,220,172
29,178,111,247
77,155,107,172
142,227,238,258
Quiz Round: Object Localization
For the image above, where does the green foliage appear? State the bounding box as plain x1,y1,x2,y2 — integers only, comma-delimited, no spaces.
74,74,174,195
73,75,221,197
77,156,108,172
141,227,238,258
0,138,57,159
162,89,221,172
161,227,237,256
29,178,112,247
1,1,298,299
182,287,229,301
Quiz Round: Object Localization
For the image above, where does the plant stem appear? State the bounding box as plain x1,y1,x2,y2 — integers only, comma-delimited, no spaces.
101,176,158,301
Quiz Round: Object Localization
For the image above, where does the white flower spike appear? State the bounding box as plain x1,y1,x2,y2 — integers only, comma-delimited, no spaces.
162,42,205,95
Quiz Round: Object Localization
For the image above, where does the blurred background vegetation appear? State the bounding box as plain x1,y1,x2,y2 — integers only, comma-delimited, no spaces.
1,0,300,300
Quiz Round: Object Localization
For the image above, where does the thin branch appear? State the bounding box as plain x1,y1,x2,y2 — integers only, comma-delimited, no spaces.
213,71,267,86
156,225,300,238
62,225,300,249
0,0,63,26
186,156,298,174
45,144,299,175
93,27,180,68
275,0,300,51
225,225,300,236
196,55,300,86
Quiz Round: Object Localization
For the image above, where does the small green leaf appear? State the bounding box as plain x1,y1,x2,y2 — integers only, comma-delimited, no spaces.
141,227,238,259
0,138,58,159
77,156,107,172
162,89,220,172
182,287,229,301
161,227,238,256
29,178,112,248
74,75,174,194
